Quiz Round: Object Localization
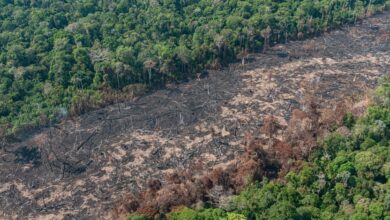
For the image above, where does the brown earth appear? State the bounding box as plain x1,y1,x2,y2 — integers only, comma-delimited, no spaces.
1,12,390,220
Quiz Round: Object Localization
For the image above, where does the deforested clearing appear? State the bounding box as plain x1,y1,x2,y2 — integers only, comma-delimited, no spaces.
1,11,390,220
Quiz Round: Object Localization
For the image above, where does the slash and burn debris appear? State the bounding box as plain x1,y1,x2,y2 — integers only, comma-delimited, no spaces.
1,12,390,219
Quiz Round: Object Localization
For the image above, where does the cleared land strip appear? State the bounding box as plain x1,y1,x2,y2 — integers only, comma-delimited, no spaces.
1,12,390,219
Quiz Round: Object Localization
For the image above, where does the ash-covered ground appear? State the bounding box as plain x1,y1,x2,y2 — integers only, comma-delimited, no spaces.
1,12,390,220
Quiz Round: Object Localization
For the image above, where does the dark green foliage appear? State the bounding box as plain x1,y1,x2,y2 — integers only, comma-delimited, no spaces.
168,207,246,220
343,112,356,129
1,0,389,132
172,83,390,219
127,214,150,220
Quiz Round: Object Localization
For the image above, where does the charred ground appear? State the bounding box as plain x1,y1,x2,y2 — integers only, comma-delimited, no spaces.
1,12,390,219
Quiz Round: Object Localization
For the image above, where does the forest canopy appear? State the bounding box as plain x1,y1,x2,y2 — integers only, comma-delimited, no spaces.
0,0,389,132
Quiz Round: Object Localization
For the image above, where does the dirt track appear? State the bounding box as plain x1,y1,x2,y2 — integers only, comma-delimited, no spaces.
1,12,390,219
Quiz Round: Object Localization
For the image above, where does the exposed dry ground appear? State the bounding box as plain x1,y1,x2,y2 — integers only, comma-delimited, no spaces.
1,12,390,219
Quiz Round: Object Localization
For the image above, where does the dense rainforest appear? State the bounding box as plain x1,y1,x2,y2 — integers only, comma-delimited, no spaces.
0,0,389,134
130,82,390,220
